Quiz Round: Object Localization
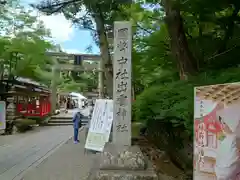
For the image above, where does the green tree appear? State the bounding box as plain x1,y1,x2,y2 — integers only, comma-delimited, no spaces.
127,0,240,174
32,0,133,97
0,1,55,85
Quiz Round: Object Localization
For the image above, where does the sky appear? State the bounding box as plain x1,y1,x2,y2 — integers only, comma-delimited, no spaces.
20,0,100,54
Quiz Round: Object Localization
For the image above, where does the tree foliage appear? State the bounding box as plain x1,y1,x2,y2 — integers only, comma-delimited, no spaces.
19,0,240,171
0,0,55,85
130,0,240,172
57,67,98,93
0,1,98,93
132,0,240,120
31,0,240,139
32,0,134,97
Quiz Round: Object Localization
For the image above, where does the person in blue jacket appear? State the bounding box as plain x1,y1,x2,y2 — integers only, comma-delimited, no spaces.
72,109,82,144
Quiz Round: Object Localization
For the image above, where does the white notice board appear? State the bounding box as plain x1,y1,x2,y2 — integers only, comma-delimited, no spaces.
104,100,113,142
85,99,113,152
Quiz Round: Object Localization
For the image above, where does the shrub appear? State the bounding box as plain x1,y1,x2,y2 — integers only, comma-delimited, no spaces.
29,115,50,125
14,119,36,132
134,80,194,136
133,67,240,171
134,67,240,139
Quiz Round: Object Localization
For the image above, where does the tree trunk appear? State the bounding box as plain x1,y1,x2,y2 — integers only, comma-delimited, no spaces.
218,4,240,53
94,14,113,97
162,0,198,80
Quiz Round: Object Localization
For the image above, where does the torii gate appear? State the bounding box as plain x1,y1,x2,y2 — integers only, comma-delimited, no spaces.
47,52,104,113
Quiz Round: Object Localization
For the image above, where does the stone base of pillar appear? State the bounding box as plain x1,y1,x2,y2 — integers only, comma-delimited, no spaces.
88,144,158,180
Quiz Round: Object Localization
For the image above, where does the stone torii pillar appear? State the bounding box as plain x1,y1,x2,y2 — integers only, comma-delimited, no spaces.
50,65,58,114
50,63,104,114
47,53,105,114
88,21,157,180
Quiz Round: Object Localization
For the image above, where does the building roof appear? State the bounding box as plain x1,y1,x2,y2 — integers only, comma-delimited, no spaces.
16,77,47,88
0,77,49,95
195,82,240,106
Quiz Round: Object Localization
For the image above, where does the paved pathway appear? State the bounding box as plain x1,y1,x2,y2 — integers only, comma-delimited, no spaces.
22,129,95,180
0,126,75,180
0,126,48,147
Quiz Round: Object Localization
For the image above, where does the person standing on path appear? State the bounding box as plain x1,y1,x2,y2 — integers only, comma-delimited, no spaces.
72,109,82,144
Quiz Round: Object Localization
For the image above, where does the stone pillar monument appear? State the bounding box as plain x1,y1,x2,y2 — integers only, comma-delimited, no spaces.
88,21,157,180
112,21,132,146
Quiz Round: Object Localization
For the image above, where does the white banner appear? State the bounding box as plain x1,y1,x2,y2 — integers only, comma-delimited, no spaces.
85,99,113,152
0,101,6,130
88,99,106,133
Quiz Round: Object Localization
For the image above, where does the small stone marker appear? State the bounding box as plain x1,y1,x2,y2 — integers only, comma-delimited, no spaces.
0,101,6,130
113,21,132,146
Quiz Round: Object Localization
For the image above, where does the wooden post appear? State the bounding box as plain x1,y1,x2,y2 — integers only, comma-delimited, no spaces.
50,66,58,114
99,59,104,98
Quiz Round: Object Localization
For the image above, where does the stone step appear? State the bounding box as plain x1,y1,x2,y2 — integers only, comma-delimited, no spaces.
49,117,89,121
51,116,72,120
48,119,72,124
91,169,158,180
48,119,88,124
45,123,73,126
51,116,89,120
47,119,88,126
46,122,88,126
